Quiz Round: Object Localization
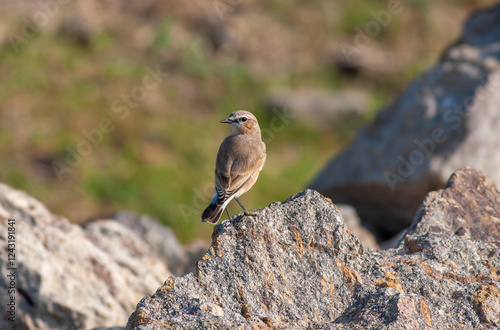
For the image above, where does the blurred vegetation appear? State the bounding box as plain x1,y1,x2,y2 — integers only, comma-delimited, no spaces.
0,0,496,243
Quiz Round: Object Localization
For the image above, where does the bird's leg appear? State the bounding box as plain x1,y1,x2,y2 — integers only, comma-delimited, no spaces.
225,207,232,220
235,197,256,216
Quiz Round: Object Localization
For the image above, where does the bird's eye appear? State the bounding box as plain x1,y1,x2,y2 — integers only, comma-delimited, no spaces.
240,117,248,122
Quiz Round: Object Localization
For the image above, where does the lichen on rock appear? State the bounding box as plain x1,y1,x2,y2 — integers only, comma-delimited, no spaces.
127,167,500,329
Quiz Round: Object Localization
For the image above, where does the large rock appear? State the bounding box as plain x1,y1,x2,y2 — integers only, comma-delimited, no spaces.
408,166,500,245
336,204,379,250
108,211,208,277
0,183,173,329
309,4,500,237
127,167,500,329
109,211,187,276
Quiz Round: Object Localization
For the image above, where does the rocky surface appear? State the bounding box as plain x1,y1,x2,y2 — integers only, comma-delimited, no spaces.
109,211,187,276
309,4,500,238
127,167,500,329
408,167,500,245
0,183,184,330
336,204,378,250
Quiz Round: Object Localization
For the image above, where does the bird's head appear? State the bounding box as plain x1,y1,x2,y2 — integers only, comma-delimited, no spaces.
220,110,261,135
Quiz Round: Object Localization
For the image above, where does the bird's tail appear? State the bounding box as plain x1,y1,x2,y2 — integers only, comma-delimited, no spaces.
201,202,225,224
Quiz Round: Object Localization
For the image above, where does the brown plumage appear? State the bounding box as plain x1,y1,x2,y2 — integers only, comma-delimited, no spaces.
201,111,266,224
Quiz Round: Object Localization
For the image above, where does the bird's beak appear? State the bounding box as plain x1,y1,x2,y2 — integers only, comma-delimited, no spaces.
220,118,232,124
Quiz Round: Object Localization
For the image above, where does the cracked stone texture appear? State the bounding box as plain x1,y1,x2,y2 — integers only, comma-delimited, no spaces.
308,4,500,237
0,183,173,329
127,167,500,329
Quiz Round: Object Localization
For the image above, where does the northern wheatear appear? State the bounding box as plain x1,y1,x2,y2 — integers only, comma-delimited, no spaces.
201,110,266,224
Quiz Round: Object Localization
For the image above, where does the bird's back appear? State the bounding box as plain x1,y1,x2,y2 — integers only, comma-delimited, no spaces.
216,134,266,177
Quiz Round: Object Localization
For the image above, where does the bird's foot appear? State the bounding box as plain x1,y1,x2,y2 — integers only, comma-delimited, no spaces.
243,210,257,217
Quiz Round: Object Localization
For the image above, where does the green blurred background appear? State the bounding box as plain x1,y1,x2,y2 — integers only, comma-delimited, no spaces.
0,0,496,243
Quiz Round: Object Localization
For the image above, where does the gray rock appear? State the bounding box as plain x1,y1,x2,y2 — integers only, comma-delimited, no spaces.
406,166,500,245
265,88,370,130
0,183,171,330
309,4,500,237
110,210,209,276
110,211,187,276
127,167,500,329
379,229,407,250
337,204,379,249
182,239,210,275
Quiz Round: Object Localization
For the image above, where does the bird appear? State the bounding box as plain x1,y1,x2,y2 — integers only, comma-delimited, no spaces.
201,110,266,224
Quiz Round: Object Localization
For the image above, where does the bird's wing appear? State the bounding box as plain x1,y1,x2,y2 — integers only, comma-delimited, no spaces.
214,169,254,203
214,136,265,201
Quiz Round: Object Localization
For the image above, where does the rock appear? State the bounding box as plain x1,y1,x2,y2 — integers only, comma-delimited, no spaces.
182,239,210,275
336,204,379,249
127,167,500,329
0,183,171,329
472,283,500,325
109,210,209,276
309,4,500,238
110,211,187,276
379,229,407,250
406,166,500,245
264,88,370,130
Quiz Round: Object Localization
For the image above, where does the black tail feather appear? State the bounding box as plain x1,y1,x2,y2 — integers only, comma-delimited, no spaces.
201,203,224,224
